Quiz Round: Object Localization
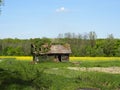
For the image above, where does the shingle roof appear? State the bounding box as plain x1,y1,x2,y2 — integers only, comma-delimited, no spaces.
46,44,72,54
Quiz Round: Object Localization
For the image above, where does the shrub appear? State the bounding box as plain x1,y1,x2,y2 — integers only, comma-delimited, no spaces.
0,60,52,90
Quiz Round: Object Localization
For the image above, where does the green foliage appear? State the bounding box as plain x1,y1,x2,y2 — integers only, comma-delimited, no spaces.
1,32,120,56
0,60,52,90
58,33,120,57
101,35,116,56
31,38,51,54
0,38,31,56
31,38,51,47
2,46,24,56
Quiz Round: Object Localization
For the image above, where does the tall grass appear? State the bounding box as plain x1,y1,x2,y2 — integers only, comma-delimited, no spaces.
0,59,52,90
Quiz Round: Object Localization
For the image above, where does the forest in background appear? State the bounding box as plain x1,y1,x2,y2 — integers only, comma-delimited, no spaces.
0,32,120,57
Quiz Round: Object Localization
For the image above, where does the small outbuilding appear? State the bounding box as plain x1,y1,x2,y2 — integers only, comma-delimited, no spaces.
31,43,72,62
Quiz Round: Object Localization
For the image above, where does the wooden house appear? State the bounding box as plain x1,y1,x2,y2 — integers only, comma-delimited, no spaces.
31,44,72,62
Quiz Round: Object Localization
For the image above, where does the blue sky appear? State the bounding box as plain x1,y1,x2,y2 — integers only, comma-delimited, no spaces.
0,0,120,39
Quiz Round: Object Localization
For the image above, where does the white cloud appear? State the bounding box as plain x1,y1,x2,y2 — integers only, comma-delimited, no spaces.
56,7,68,13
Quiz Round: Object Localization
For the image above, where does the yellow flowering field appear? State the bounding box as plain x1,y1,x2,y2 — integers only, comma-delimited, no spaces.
0,56,120,61
70,57,120,61
0,56,32,61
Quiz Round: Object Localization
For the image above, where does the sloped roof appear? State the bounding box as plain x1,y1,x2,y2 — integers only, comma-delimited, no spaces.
46,44,72,54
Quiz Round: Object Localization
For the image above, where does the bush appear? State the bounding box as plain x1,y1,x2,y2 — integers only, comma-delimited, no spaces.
0,60,52,90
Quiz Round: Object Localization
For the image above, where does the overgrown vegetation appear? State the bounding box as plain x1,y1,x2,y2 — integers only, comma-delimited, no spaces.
0,59,120,90
0,59,52,90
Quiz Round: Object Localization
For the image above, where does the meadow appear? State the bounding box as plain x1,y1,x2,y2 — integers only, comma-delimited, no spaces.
0,56,120,90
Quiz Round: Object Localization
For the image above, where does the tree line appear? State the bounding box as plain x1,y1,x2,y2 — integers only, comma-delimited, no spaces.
0,32,120,57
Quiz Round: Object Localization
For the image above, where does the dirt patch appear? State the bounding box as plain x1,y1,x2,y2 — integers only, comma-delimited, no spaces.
67,67,120,74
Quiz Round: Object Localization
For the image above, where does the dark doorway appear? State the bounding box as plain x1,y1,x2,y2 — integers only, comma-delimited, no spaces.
58,55,61,62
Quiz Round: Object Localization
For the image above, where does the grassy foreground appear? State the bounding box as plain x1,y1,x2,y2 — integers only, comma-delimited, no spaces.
0,58,120,90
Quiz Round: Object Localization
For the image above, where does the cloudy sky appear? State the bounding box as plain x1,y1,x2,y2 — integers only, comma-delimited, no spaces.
0,0,120,39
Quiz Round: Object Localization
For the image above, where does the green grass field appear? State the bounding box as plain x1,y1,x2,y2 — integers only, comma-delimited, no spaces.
0,58,120,90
